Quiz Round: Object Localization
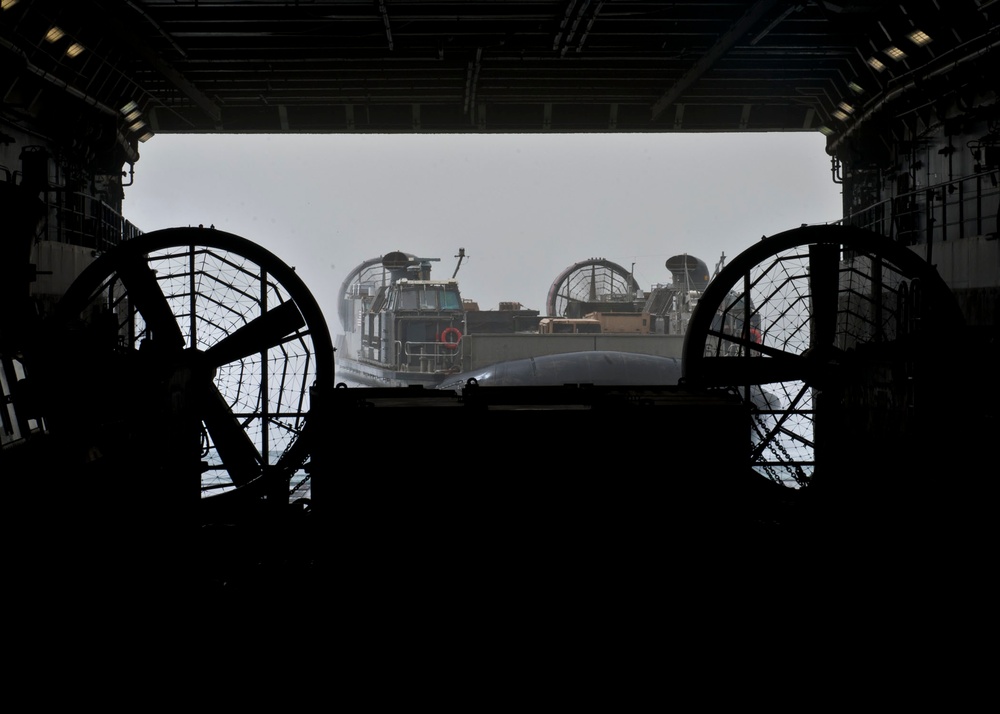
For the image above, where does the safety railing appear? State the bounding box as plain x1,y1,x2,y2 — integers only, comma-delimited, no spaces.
399,339,464,373
842,169,999,249
41,189,143,252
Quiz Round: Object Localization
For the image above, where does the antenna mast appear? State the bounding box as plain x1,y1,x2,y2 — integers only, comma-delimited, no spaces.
452,247,466,279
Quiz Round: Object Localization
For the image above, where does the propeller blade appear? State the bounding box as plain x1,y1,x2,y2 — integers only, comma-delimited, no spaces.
809,242,840,349
202,383,261,488
117,254,185,350
203,300,305,368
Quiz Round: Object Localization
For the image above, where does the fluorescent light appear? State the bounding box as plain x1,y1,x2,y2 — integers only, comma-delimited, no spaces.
908,30,932,46
44,27,64,43
848,81,864,94
1,0,21,11
138,132,154,143
838,101,855,114
884,45,907,60
832,110,849,121
124,109,142,122
867,57,886,72
65,43,84,58
129,120,146,132
120,100,139,115
818,126,835,136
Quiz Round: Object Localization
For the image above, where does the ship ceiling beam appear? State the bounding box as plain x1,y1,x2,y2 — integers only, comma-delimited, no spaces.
828,29,1000,153
109,1,221,124
0,33,132,132
378,0,395,51
4,1,991,137
553,0,605,57
650,0,781,123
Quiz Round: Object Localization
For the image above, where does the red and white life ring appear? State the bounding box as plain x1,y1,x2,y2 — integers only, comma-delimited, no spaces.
440,326,463,349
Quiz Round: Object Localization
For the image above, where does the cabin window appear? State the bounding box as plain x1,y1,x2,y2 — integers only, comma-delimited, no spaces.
398,288,419,310
396,285,462,311
421,287,462,310
419,290,439,309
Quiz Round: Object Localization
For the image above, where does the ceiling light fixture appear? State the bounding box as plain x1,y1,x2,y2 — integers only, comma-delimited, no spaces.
832,110,850,121
884,45,907,60
65,43,84,58
44,27,64,43
1,0,20,11
848,81,865,94
907,30,932,46
867,57,886,72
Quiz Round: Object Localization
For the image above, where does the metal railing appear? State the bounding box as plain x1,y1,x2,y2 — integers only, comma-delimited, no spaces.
399,339,464,373
842,170,999,252
41,189,143,251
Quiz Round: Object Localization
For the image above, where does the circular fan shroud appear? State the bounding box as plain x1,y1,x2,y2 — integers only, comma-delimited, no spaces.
546,258,641,317
337,255,406,333
46,227,334,515
681,224,964,489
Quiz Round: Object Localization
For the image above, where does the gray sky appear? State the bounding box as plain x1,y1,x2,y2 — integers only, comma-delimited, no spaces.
121,131,843,336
